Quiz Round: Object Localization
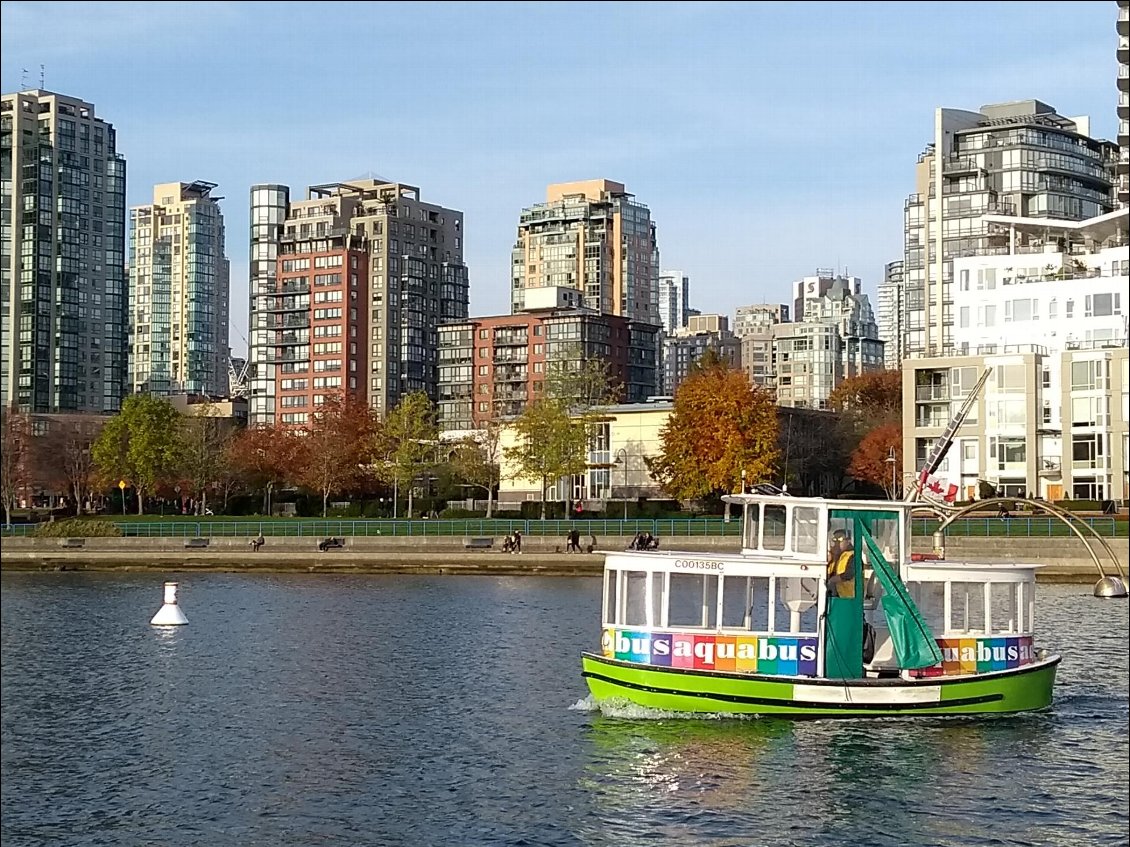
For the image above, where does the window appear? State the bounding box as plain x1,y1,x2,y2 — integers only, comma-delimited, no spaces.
1085,293,1120,317
1071,433,1104,470
1071,359,1107,392
990,437,1026,469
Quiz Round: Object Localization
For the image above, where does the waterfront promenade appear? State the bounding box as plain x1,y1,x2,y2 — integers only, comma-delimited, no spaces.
1,531,1122,582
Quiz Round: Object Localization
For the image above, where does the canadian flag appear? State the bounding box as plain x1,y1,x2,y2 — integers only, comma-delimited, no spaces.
922,475,958,504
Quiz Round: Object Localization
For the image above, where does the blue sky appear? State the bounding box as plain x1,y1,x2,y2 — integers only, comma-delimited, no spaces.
0,1,1120,355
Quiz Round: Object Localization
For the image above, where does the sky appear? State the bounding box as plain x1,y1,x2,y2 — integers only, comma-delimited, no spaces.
0,0,1120,356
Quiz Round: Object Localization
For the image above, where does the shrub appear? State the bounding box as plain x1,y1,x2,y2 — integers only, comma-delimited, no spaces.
439,507,486,519
34,519,122,538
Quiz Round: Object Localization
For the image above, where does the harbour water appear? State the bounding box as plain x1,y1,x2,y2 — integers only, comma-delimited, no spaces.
2,573,1127,847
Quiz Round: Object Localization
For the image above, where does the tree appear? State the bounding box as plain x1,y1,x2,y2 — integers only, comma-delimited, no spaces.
0,407,30,528
848,423,902,499
545,352,623,410
449,420,502,518
178,404,234,515
294,393,375,518
92,395,184,515
32,416,105,514
228,423,298,515
648,361,779,501
378,392,438,520
503,398,588,520
827,370,903,435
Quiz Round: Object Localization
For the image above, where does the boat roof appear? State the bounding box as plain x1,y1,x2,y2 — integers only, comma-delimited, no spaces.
722,493,918,513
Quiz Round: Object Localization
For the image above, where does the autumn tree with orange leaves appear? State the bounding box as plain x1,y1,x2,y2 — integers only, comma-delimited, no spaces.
848,422,902,499
228,422,300,516
649,358,779,501
828,370,904,496
293,393,377,517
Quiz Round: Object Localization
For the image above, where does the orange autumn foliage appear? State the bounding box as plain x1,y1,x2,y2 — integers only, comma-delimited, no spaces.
650,362,779,500
848,422,902,498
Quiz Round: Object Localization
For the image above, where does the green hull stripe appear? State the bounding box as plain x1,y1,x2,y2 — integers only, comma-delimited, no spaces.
581,669,1002,712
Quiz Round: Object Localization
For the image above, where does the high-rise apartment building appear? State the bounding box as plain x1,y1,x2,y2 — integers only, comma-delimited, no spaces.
733,303,790,389
773,276,884,409
902,100,1116,359
657,269,690,334
902,210,1128,502
436,286,657,432
877,260,905,369
511,180,659,325
129,181,230,397
1119,0,1129,206
661,314,741,395
247,179,468,426
1,90,127,413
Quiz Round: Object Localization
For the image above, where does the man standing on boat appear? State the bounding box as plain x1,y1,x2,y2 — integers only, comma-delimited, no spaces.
826,529,856,598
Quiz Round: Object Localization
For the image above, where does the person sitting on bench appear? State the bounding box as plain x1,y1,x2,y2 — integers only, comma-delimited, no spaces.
249,534,265,552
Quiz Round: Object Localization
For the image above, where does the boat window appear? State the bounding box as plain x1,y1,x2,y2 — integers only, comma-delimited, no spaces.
763,504,787,551
864,516,900,567
669,573,718,628
776,577,820,634
990,583,1018,634
624,571,648,627
791,506,820,554
949,581,987,633
604,570,618,625
911,581,945,633
721,576,751,628
743,505,761,550
650,572,664,626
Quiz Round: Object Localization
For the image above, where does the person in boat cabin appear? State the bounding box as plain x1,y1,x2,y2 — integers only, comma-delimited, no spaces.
826,529,856,599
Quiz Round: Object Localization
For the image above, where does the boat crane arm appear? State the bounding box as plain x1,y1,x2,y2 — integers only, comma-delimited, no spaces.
906,367,992,505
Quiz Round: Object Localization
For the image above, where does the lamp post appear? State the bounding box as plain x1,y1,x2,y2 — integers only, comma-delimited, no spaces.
885,446,898,500
615,448,628,521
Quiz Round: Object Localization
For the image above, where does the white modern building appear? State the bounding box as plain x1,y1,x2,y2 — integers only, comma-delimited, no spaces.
774,275,884,409
657,269,690,334
734,303,790,389
903,210,1129,502
877,260,904,369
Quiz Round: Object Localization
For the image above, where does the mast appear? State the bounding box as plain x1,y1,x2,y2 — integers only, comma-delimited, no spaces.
906,367,992,504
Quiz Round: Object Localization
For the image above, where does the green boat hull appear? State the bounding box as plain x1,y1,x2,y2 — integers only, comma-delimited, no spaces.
581,652,1060,717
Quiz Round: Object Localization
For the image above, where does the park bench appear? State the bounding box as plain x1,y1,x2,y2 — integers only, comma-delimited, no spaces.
463,537,494,551
184,538,210,549
317,537,345,552
59,538,86,549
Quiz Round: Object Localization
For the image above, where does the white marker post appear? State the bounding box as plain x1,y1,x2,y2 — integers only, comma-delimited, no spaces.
150,581,188,626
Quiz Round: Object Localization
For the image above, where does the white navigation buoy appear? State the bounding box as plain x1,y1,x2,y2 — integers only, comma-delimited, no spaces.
150,581,188,626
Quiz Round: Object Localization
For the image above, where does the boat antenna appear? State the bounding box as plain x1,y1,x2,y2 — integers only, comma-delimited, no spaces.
782,412,793,493
908,367,992,504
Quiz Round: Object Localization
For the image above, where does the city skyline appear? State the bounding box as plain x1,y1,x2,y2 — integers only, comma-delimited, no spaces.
0,1,1120,357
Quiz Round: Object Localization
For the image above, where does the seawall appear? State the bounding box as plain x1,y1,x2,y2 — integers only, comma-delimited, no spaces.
0,535,1123,582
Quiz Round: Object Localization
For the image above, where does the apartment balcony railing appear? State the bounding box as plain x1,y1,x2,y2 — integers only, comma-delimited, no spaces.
915,386,949,402
943,155,981,174
266,315,310,330
1063,337,1129,352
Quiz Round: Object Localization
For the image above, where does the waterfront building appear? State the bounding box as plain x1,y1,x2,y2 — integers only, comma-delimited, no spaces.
510,180,660,326
773,275,884,409
1,89,127,413
657,269,690,334
901,100,1117,360
734,303,790,390
902,209,1129,501
129,181,230,397
877,260,905,369
1119,0,1129,206
660,314,741,395
248,179,468,425
436,286,657,432
247,184,290,425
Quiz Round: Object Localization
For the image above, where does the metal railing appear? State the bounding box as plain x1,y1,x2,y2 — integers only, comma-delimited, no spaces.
2,516,1124,539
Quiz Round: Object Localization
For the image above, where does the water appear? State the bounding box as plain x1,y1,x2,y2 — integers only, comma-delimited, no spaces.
1,574,1126,847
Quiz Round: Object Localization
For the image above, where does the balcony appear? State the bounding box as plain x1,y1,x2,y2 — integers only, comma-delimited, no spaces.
915,385,949,402
943,155,981,175
1038,459,1061,477
266,315,310,330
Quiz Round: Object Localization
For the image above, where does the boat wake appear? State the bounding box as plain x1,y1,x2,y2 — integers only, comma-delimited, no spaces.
570,694,761,722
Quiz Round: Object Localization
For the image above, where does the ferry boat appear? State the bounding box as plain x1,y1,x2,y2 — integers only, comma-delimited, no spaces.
581,494,1060,717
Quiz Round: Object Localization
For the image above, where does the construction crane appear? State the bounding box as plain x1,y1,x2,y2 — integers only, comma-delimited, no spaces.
227,325,250,398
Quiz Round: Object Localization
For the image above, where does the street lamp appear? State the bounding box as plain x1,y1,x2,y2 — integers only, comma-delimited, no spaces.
615,448,628,521
885,446,898,500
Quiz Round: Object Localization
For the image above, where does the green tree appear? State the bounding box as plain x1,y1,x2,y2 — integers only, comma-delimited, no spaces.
503,397,588,520
449,420,502,518
178,404,234,515
92,395,184,515
377,392,438,519
294,393,375,518
0,406,30,528
648,361,779,501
